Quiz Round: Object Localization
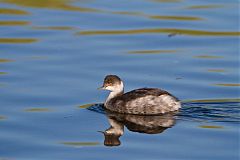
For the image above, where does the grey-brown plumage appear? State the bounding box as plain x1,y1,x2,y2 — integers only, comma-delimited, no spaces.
106,88,180,115
99,75,181,115
106,110,177,134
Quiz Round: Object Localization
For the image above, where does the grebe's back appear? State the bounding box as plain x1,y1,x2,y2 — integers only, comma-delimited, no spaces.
106,88,180,115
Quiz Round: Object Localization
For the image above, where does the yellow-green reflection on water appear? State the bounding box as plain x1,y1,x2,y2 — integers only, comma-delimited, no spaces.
0,58,13,63
78,28,240,36
0,0,101,13
0,38,38,44
207,69,226,73
0,21,30,26
128,50,178,54
0,60,12,79
24,108,51,112
184,98,240,103
0,8,29,15
32,26,75,30
150,0,182,2
29,55,48,60
78,103,96,109
199,125,224,129
111,10,203,21
0,116,6,120
60,142,100,147
194,55,224,59
149,15,203,21
113,11,143,16
214,84,240,87
186,5,224,10
0,72,7,75
0,83,6,87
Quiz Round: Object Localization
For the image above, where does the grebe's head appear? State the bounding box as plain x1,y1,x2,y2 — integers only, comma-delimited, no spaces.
98,75,124,92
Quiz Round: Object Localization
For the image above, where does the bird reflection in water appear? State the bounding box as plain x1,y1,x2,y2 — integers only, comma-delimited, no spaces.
100,110,178,147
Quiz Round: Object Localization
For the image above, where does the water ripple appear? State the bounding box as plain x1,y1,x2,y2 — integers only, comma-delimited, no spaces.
31,26,75,31
84,100,240,123
0,0,101,13
214,83,240,87
0,38,38,44
149,15,203,21
0,8,29,15
0,20,30,26
180,102,240,123
127,49,178,54
186,4,224,10
78,28,240,36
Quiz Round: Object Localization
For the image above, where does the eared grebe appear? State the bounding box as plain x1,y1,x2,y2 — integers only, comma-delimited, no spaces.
98,75,181,115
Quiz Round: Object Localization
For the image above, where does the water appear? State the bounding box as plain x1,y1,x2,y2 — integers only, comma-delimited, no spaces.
0,0,239,159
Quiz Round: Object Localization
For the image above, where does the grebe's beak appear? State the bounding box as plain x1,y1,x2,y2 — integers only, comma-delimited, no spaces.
97,86,105,90
97,130,105,134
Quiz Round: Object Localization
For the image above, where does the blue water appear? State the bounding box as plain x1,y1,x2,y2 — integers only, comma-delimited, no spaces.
0,0,239,159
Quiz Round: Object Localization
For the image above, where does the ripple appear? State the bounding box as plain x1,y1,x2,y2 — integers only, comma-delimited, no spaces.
0,83,6,87
149,15,203,21
79,103,96,109
193,55,224,59
85,99,240,124
0,58,13,63
199,125,224,129
111,10,203,21
28,55,48,60
0,20,30,26
60,142,100,147
184,98,240,103
112,11,143,16
0,38,38,44
78,28,240,36
186,5,224,10
0,8,29,15
207,69,226,73
127,50,178,54
150,0,182,3
214,83,240,87
0,72,7,75
24,108,51,112
84,103,105,114
0,0,101,13
181,100,240,123
0,115,6,120
31,26,75,31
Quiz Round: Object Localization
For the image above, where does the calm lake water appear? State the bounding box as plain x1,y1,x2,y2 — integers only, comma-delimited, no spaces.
0,0,239,159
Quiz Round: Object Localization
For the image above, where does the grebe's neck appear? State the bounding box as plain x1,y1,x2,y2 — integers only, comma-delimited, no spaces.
105,81,124,105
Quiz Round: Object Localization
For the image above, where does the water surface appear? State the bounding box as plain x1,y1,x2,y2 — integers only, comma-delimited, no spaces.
0,0,239,159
